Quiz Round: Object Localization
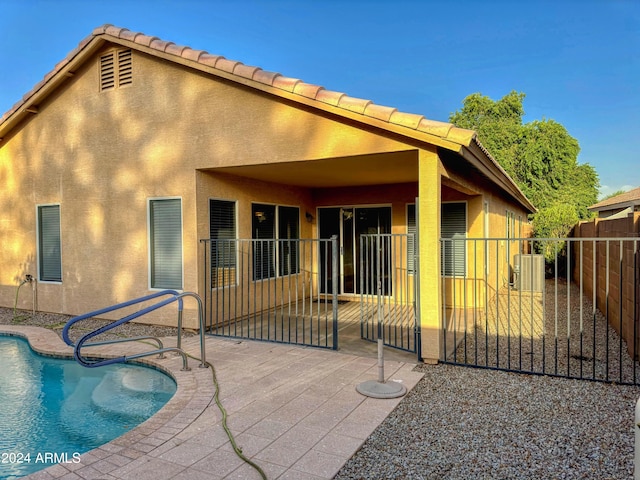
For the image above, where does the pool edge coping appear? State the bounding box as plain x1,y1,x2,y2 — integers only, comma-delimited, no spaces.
0,325,214,479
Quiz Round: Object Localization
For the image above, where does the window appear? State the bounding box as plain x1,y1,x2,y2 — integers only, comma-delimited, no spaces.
210,199,236,288
441,202,466,277
37,205,62,282
252,204,300,280
100,49,133,91
149,198,182,289
278,206,299,276
407,204,416,274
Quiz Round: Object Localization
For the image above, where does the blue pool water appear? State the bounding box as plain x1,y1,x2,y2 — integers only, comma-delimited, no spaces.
0,336,176,479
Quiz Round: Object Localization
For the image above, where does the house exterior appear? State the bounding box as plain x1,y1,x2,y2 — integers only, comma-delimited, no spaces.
0,25,535,361
588,186,640,219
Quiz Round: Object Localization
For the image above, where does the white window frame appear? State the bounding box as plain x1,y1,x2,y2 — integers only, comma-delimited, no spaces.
441,201,467,277
36,203,62,283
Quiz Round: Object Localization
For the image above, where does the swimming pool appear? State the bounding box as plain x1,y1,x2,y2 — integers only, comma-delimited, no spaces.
0,335,176,479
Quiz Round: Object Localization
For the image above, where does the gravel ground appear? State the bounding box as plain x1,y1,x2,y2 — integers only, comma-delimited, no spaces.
336,279,640,479
335,364,639,479
0,307,191,343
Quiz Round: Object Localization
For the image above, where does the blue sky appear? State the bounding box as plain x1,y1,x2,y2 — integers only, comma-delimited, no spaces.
1,0,638,199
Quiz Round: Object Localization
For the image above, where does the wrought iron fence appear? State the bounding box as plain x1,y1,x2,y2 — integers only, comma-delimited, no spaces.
200,237,339,349
359,233,419,356
441,237,640,385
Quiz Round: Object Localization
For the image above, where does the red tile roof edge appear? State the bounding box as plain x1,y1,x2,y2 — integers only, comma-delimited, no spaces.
1,24,476,147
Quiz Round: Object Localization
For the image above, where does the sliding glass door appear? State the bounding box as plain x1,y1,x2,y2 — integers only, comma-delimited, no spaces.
319,206,391,295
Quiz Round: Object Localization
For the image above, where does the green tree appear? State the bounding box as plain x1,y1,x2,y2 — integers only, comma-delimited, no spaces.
449,91,524,175
450,91,599,237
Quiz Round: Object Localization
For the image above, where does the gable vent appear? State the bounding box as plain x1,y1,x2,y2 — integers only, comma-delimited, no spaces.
100,53,115,91
118,49,132,86
100,49,133,91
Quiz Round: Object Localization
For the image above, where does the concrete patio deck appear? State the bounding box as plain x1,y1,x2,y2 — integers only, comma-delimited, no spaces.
1,325,423,480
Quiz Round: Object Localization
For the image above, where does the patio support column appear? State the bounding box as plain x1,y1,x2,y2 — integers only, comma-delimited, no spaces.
418,147,442,362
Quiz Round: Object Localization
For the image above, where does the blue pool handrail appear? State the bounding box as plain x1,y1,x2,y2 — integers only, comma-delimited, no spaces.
62,290,206,370
62,290,181,346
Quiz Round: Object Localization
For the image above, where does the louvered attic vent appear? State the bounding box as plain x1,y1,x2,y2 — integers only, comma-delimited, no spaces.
100,49,133,91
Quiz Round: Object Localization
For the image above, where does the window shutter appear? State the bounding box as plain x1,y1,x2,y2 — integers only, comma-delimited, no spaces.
441,203,466,277
150,199,182,289
210,200,236,287
407,204,416,273
38,205,62,282
252,204,276,280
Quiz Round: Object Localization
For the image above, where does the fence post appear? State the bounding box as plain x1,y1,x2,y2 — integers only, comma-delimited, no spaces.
635,397,640,479
331,235,338,350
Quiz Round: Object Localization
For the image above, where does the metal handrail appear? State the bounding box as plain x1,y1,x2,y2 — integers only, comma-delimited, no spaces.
62,290,207,371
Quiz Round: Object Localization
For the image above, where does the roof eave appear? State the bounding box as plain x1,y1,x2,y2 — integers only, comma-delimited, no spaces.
0,36,108,141
461,138,537,214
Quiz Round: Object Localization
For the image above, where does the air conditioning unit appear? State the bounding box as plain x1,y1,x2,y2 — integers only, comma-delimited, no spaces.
513,254,544,292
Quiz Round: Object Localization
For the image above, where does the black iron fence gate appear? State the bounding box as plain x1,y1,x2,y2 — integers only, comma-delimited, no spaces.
359,233,420,358
200,237,339,349
441,237,640,385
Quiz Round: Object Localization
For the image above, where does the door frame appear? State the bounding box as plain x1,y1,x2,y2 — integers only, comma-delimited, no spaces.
318,204,392,296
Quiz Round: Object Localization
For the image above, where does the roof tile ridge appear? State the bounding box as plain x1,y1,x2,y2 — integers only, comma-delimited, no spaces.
199,53,226,68
104,25,127,37
315,89,345,106
165,43,188,56
253,69,281,85
215,57,242,74
132,32,159,47
293,82,324,99
389,111,425,130
272,75,302,93
338,95,372,115
92,24,112,35
364,104,397,122
234,64,262,80
149,38,175,52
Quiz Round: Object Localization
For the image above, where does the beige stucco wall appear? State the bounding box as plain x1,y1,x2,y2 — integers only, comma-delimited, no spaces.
0,43,418,327
440,185,531,305
0,41,532,359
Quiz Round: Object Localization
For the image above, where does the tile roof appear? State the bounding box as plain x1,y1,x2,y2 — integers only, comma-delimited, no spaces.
0,24,475,148
589,186,640,210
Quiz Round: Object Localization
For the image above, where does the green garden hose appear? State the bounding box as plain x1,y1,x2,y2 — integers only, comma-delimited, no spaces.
194,354,268,480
